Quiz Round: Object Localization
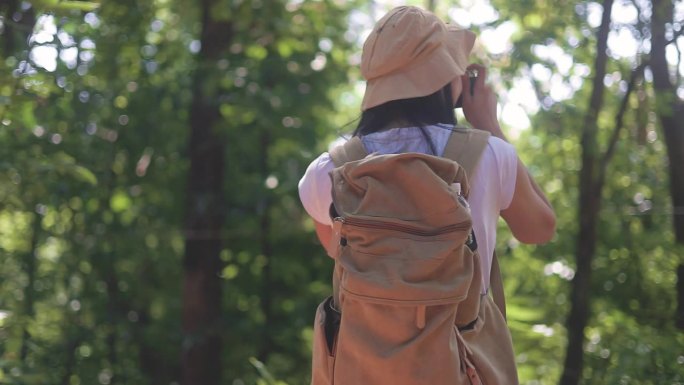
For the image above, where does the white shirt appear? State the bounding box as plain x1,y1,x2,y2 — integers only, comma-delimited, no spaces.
298,124,518,291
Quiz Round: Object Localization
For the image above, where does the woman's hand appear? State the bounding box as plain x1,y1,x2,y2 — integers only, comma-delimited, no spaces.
461,64,557,244
460,64,503,136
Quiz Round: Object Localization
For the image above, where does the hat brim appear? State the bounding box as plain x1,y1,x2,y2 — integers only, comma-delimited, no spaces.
445,25,476,72
361,27,476,111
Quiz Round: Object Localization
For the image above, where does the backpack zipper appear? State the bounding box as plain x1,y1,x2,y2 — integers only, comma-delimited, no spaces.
333,217,469,236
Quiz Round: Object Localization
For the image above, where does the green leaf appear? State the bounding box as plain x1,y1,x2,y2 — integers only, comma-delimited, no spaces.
69,165,98,186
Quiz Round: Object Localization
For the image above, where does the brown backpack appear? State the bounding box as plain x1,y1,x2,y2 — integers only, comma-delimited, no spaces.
311,127,518,385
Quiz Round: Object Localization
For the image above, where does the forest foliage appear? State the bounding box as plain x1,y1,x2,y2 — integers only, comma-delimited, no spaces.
0,0,683,384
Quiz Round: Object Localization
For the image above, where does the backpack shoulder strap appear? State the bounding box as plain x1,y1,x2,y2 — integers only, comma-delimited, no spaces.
329,136,368,167
442,127,507,320
442,126,490,176
490,251,506,320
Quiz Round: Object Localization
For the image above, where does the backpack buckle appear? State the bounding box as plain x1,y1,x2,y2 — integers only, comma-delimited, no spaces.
466,230,478,251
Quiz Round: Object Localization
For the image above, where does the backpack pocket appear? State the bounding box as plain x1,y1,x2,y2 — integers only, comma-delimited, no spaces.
337,218,476,305
333,297,464,385
311,297,339,385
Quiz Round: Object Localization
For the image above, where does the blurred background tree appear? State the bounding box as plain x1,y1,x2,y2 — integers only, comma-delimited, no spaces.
0,0,682,385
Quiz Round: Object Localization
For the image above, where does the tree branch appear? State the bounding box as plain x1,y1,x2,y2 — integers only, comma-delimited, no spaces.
666,27,683,46
675,35,682,86
597,61,648,188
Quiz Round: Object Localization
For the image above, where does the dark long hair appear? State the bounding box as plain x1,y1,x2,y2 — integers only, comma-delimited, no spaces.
353,83,456,154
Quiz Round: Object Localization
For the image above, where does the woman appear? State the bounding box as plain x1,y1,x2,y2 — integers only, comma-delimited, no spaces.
299,6,556,293
301,6,556,384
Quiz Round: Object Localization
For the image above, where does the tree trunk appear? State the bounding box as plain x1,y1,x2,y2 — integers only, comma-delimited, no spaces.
650,0,684,330
0,0,35,56
138,308,178,385
59,334,81,385
180,0,232,384
0,1,35,122
2,7,40,362
105,272,120,383
426,0,437,12
258,131,273,362
560,0,614,384
20,210,41,363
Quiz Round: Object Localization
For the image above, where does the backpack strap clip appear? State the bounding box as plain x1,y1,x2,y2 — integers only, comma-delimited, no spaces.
329,218,344,260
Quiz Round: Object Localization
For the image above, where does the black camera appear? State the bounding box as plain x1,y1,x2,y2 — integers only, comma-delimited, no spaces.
454,69,477,108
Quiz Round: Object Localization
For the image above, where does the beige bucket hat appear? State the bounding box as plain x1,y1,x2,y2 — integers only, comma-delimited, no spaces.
360,6,476,111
